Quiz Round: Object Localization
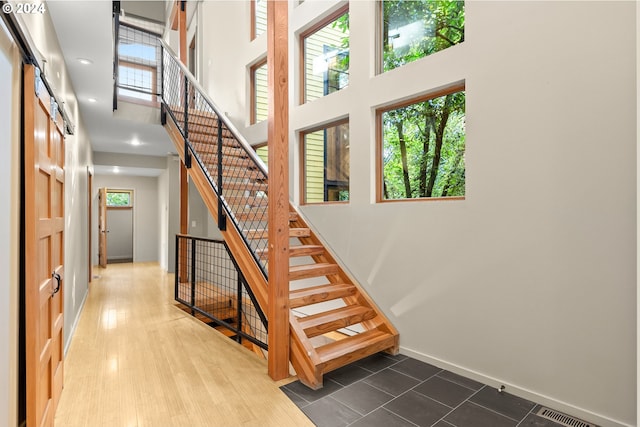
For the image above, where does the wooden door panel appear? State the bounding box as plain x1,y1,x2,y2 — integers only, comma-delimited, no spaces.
24,64,64,427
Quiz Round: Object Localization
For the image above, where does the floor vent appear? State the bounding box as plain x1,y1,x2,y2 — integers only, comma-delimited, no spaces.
536,407,597,427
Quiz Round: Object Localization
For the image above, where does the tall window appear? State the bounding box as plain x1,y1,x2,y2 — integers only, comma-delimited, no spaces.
380,0,464,73
378,86,465,201
302,121,349,203
251,60,268,124
117,24,162,103
302,9,349,103
252,0,267,39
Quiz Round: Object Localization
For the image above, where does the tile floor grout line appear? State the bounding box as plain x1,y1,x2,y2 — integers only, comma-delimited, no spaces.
435,371,483,392
514,404,539,427
387,365,444,383
345,406,421,427
428,383,488,427
464,400,524,423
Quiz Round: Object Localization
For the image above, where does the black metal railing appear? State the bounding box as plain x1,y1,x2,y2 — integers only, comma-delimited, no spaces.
161,43,270,278
175,235,268,350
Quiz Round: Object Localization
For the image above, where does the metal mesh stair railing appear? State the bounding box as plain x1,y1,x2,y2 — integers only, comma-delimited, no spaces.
162,43,270,278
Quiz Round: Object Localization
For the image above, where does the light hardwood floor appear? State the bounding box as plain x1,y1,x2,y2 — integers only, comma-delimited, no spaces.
55,263,313,427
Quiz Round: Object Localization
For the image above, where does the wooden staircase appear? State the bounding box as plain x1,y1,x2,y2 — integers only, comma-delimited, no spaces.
164,106,399,389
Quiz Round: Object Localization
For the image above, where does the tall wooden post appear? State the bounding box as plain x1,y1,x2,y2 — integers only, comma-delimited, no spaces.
179,1,188,237
267,0,290,380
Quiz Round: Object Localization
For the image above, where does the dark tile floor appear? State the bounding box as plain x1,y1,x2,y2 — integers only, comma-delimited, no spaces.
281,353,596,427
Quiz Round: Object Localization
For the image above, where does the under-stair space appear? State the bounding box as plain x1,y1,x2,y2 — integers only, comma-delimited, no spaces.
174,235,268,359
160,40,398,389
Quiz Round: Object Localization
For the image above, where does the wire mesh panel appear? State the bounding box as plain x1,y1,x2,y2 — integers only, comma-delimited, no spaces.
163,48,270,277
118,23,162,100
175,235,268,349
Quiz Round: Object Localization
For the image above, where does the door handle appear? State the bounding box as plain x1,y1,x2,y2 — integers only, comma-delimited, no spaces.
52,272,61,297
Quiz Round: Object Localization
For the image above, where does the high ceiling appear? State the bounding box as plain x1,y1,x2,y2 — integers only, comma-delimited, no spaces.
47,0,175,168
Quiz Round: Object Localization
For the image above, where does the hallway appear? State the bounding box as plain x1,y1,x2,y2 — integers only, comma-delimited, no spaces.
54,263,313,427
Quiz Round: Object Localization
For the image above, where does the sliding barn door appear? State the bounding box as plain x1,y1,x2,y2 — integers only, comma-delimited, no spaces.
23,64,65,427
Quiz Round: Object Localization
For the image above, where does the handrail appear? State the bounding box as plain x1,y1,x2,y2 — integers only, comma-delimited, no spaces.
158,39,268,176
160,39,271,278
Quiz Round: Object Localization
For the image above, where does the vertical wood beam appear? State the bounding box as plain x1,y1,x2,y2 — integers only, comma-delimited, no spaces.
178,1,189,281
179,0,188,237
267,0,290,380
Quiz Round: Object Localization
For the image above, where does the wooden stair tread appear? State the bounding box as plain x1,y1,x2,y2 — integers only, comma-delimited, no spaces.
245,227,310,240
289,283,356,308
190,142,248,158
223,196,268,208
256,244,324,260
316,330,397,370
296,305,376,337
289,262,339,281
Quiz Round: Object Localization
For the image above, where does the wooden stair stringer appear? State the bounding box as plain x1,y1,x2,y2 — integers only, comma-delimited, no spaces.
165,118,268,312
289,311,323,389
288,204,399,349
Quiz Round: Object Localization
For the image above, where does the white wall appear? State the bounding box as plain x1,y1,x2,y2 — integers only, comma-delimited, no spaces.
156,156,181,273
0,19,20,427
93,175,160,264
196,1,636,425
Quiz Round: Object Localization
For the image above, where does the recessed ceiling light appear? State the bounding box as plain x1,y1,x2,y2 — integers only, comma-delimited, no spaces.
113,166,120,174
88,98,97,103
130,138,141,146
77,58,93,65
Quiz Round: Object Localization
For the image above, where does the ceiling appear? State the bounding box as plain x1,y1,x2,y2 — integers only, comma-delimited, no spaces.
47,0,175,175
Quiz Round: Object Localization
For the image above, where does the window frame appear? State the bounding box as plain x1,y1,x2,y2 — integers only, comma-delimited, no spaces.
376,82,466,203
376,0,465,75
300,118,350,205
250,58,268,125
106,189,134,209
299,4,350,105
117,60,158,106
251,0,267,41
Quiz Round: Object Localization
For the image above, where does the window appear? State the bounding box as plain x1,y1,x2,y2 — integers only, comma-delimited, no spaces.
378,86,465,201
118,63,156,102
302,9,349,103
252,0,267,40
302,121,349,203
117,24,162,103
106,190,133,207
251,60,268,124
380,0,464,73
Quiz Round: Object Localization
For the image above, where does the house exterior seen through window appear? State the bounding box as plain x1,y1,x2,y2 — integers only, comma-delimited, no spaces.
303,121,349,203
303,9,349,103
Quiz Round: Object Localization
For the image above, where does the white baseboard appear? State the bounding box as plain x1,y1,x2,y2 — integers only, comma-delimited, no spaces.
399,346,632,427
64,289,88,356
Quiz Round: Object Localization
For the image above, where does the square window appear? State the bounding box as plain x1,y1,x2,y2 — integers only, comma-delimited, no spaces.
302,121,349,203
378,87,465,201
380,0,464,73
302,9,349,103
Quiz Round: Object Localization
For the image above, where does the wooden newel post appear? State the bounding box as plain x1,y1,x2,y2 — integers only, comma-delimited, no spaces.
267,0,290,381
178,0,189,282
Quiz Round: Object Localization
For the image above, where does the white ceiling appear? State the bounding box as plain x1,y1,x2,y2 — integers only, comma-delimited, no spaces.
47,0,176,166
